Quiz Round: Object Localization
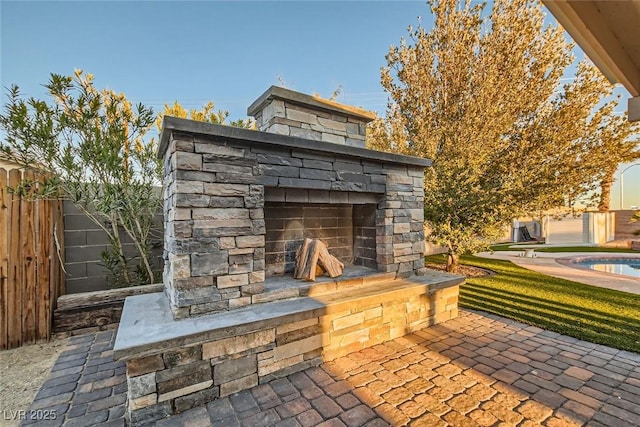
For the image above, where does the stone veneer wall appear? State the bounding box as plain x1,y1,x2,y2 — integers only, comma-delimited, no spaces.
123,281,460,426
247,86,374,148
162,134,267,319
160,118,429,319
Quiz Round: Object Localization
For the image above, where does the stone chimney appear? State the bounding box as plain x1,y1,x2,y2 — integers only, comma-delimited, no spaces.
247,86,376,148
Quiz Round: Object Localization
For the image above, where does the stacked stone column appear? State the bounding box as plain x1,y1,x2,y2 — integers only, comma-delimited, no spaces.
376,165,426,277
162,134,266,319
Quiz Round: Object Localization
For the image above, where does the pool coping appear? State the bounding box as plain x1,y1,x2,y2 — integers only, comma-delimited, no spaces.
556,254,640,281
475,250,640,295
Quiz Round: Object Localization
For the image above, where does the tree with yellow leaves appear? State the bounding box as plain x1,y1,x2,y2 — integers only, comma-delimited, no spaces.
369,0,640,272
155,100,254,131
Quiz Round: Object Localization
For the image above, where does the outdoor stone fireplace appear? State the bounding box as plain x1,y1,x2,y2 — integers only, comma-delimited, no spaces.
160,86,430,319
114,87,463,426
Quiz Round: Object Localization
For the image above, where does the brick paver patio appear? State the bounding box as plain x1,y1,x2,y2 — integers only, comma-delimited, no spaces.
22,310,640,426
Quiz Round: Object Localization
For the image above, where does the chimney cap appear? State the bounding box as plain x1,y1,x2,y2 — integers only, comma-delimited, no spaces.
247,85,377,122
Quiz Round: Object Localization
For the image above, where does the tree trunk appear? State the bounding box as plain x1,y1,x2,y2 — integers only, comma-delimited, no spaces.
109,213,131,285
118,211,155,283
446,252,460,273
598,172,615,211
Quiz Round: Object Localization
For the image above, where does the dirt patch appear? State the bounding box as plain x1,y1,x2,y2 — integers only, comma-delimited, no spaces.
425,263,491,278
0,337,67,427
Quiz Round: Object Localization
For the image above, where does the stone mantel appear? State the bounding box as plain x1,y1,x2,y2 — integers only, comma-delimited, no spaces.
157,116,431,169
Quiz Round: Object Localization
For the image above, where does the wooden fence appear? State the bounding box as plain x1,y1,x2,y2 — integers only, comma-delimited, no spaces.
0,168,65,350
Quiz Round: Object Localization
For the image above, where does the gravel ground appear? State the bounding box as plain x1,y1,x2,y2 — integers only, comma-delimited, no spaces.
0,337,68,427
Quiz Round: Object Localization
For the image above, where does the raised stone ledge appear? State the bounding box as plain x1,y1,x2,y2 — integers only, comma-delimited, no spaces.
158,116,431,169
113,270,463,361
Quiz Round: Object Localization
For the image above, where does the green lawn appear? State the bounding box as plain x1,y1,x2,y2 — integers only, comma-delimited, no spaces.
427,254,640,352
490,243,638,253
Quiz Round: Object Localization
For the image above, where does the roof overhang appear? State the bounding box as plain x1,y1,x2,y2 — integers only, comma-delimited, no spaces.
543,0,640,121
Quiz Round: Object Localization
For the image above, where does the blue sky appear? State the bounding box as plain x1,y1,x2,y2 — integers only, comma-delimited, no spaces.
1,1,427,117
1,0,638,208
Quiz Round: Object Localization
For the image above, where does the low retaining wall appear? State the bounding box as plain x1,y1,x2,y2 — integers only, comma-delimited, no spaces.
54,284,163,335
114,273,462,426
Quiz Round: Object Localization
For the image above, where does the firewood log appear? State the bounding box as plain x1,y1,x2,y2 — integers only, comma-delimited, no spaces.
317,242,344,278
294,238,344,281
294,238,312,279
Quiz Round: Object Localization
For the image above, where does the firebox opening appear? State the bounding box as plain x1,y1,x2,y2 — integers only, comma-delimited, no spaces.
264,201,378,277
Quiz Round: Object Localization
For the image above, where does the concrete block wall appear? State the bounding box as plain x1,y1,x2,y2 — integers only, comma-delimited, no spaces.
122,279,460,426
63,201,164,293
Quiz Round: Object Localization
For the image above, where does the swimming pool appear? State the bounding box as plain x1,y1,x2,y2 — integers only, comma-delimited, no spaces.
574,257,640,278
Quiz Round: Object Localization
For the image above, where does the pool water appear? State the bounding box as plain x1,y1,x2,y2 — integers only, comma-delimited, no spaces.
578,258,640,278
